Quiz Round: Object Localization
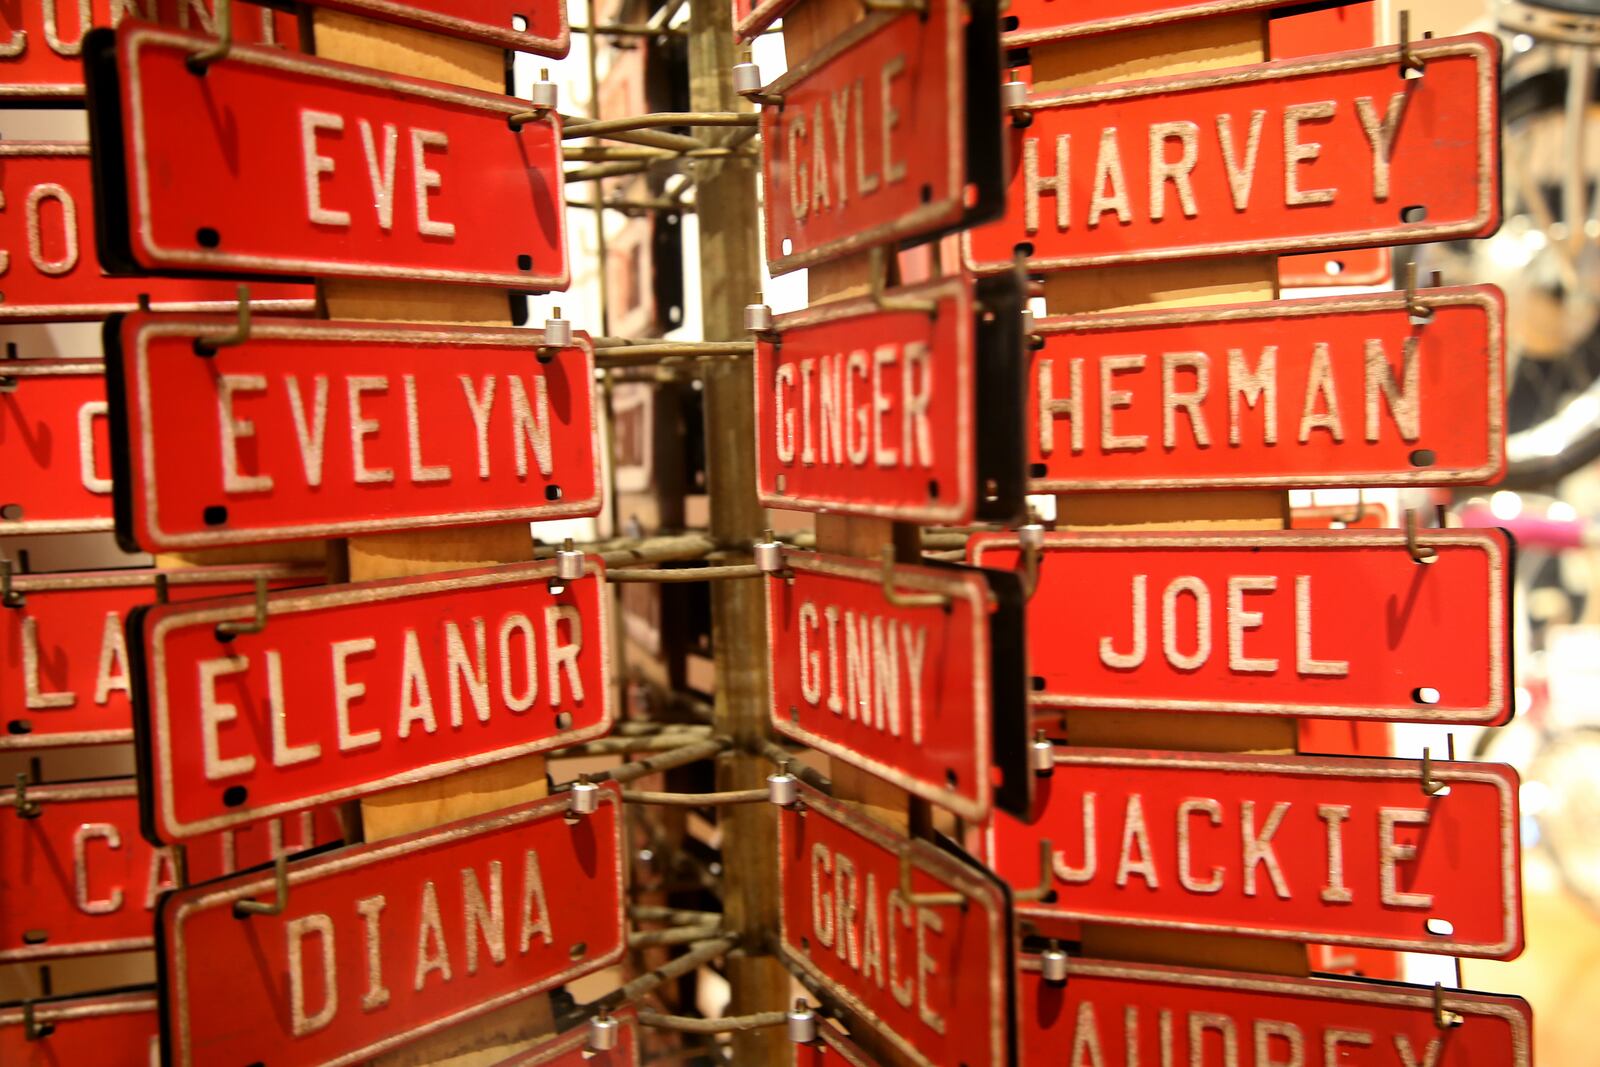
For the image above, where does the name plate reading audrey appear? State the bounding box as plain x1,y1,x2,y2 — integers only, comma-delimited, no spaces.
965,36,1500,274
968,530,1511,724
86,23,568,289
496,1007,639,1066
760,0,1003,274
0,144,314,320
986,749,1523,958
1,360,113,536
1002,0,1359,47
158,789,624,1067
311,1,570,56
779,784,1011,1067
107,315,602,551
133,560,613,842
1027,287,1505,491
0,990,159,1067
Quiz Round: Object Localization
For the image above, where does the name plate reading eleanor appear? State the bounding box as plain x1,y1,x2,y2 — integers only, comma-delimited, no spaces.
1,361,114,535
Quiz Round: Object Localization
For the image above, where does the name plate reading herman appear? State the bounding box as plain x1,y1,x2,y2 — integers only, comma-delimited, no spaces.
1,361,114,536
969,530,1510,724
107,315,602,551
158,789,624,1067
965,36,1500,274
987,749,1523,959
85,23,568,289
133,559,613,842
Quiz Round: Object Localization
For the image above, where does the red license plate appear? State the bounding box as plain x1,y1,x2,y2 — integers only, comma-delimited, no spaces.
134,560,614,842
496,1006,639,1065
1017,955,1532,1067
969,529,1511,724
107,315,602,552
964,36,1500,274
779,784,1011,1067
986,749,1523,958
1027,287,1504,490
2,563,323,750
1003,0,1355,46
0,779,342,962
87,24,568,289
310,1,568,56
1,360,113,535
159,788,624,1067
0,990,158,1066
0,144,314,321
760,0,1003,274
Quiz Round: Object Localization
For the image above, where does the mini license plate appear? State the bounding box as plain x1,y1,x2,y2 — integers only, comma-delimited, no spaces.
778,783,1012,1067
1016,955,1532,1067
106,314,602,551
0,990,159,1066
495,1006,639,1066
0,778,342,962
0,143,314,321
85,23,568,289
133,559,614,842
756,275,1025,524
1026,287,1505,490
968,529,1511,724
1,360,114,535
309,1,569,57
760,0,1004,274
965,35,1501,274
1002,0,1358,46
985,749,1523,958
158,788,624,1067
1,563,324,750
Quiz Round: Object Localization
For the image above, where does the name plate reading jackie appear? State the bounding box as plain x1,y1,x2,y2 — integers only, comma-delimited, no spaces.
1,361,114,536
964,36,1500,274
1027,287,1505,491
311,1,570,57
1002,0,1358,47
986,749,1523,959
86,24,568,289
968,530,1511,724
159,789,624,1067
0,990,158,1067
107,315,602,551
133,560,613,842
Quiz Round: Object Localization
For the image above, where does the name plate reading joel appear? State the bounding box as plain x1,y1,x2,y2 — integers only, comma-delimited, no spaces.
965,36,1500,274
86,24,568,289
0,990,158,1066
779,784,1011,1067
134,560,613,842
968,530,1511,724
1003,0,1356,47
1,361,114,536
108,315,602,551
986,749,1523,958
158,789,624,1067
1028,287,1505,491
312,1,570,56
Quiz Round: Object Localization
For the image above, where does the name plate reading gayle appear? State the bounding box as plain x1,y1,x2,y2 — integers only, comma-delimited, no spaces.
0,990,158,1066
1,361,113,536
158,790,624,1067
85,24,568,289
0,779,341,962
312,1,570,56
107,315,602,551
1017,956,1532,1067
2,564,323,750
760,0,1003,274
0,144,314,320
1003,0,1355,47
1027,288,1505,491
496,1006,639,1066
968,530,1511,724
779,784,1011,1067
986,749,1523,959
134,560,613,842
965,36,1500,274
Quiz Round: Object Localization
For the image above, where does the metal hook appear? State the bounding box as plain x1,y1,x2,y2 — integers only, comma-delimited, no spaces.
880,546,949,609
1421,734,1456,797
1401,262,1433,325
1399,10,1425,77
897,848,964,909
1432,983,1464,1029
1012,839,1056,902
186,0,234,72
22,1000,54,1041
1340,492,1367,527
154,572,170,606
733,53,784,107
1404,508,1437,564
193,286,252,356
1,557,23,609
233,849,289,917
215,575,268,642
868,247,938,316
13,772,41,819
1017,522,1045,600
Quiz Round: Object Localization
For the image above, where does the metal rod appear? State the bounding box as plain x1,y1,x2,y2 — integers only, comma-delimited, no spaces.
566,160,658,183
622,788,768,806
590,936,738,1014
757,742,832,792
568,197,689,215
617,721,712,737
609,563,762,583
585,0,610,339
638,1010,788,1034
565,112,759,140
551,732,715,757
569,21,687,35
630,905,724,925
629,923,724,948
596,342,753,366
566,737,729,787
564,113,707,153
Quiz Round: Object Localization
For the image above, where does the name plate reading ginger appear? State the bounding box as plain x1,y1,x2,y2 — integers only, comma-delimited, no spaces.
964,36,1500,274
86,24,568,288
133,560,613,842
1003,0,1357,46
1028,288,1504,490
108,315,601,551
158,790,624,1067
968,530,1511,724
308,1,569,56
986,749,1523,958
0,990,159,1066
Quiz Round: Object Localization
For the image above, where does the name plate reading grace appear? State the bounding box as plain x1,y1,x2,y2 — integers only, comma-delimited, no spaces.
760,0,1004,275
964,35,1501,275
0,779,342,962
85,24,568,289
0,990,158,1067
986,749,1523,958
496,1006,639,1066
0,144,315,321
158,789,624,1067
967,530,1511,724
133,560,613,842
1,361,113,536
311,1,569,57
2,564,324,750
779,784,1011,1067
1027,287,1505,491
1017,956,1533,1067
107,315,602,551
1003,0,1358,47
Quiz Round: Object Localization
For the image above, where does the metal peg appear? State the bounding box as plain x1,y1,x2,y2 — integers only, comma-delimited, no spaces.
1040,941,1070,984
744,302,774,334
1402,262,1433,325
538,307,572,362
1399,10,1425,77
880,546,949,609
233,849,289,917
1433,983,1463,1029
754,530,787,575
13,772,41,820
508,69,558,128
786,998,817,1044
1030,730,1054,775
588,1008,621,1051
767,761,799,807
898,848,964,908
215,575,268,642
193,286,252,356
1012,839,1055,902
733,60,782,107
22,1000,54,1041
1404,508,1438,564
1017,522,1045,600
551,538,586,595
569,774,601,815
1421,735,1455,796
186,0,234,72
1,558,23,609
1002,79,1032,127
